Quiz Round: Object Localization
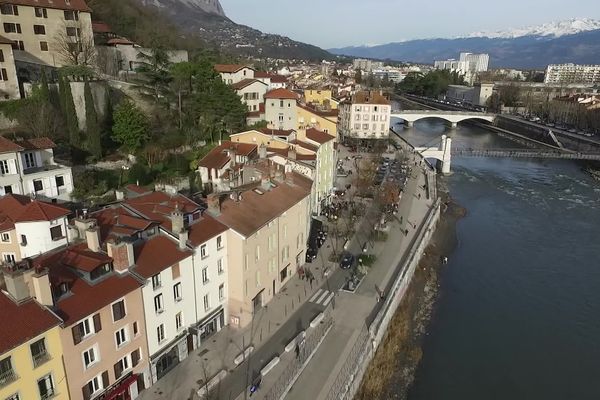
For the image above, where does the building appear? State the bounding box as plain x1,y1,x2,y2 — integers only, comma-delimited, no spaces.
353,58,384,73
197,140,258,193
303,89,335,109
445,83,494,107
0,194,71,263
231,79,268,112
205,163,312,328
0,290,69,400
214,64,255,85
0,0,94,67
338,91,391,142
494,81,600,105
264,88,299,131
0,35,19,100
459,52,490,72
0,136,73,200
544,63,600,85
254,71,288,90
435,53,489,84
297,103,338,137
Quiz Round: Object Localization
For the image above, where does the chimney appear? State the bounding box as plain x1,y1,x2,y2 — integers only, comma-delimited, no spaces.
258,143,267,159
170,205,184,234
230,191,240,202
107,240,135,273
74,217,97,239
3,267,31,303
207,193,221,216
85,226,101,252
288,147,297,160
67,225,80,242
115,189,125,201
178,229,189,250
261,176,272,191
32,269,53,307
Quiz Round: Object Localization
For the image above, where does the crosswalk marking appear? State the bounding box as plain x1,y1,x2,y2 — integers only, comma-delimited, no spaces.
309,289,324,303
322,292,335,307
316,290,329,304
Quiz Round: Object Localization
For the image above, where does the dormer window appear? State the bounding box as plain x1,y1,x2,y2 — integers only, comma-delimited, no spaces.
24,152,36,169
90,264,112,281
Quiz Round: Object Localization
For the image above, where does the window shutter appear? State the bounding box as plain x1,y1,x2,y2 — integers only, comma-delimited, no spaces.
114,361,123,379
131,349,140,367
93,313,102,332
101,370,109,388
72,324,82,345
82,383,92,400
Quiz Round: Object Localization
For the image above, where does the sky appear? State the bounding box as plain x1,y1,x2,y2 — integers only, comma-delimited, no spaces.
219,0,600,48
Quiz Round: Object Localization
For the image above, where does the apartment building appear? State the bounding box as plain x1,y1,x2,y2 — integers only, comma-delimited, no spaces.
338,91,391,142
254,71,288,90
0,136,73,200
231,79,268,112
0,35,19,100
0,290,69,400
0,0,94,67
214,64,255,85
264,88,299,131
544,63,600,85
197,140,258,193
205,163,312,328
0,194,71,263
297,103,338,137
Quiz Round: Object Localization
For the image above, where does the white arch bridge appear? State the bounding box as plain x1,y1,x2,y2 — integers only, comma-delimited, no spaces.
391,110,496,129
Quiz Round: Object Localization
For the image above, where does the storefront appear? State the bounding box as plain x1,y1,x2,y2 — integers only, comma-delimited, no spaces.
194,306,226,347
98,373,140,400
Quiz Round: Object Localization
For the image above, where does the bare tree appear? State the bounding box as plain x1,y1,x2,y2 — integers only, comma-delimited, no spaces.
54,21,96,67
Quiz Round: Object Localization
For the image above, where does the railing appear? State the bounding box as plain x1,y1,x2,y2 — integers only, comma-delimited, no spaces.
452,148,600,160
33,351,51,368
0,369,18,388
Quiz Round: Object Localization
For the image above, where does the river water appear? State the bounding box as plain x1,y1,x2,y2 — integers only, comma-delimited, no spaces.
395,119,600,400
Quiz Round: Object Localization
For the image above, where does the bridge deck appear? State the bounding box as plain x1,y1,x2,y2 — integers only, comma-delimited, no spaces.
452,148,600,160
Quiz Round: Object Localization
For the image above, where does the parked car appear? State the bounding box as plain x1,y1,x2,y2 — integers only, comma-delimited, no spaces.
340,252,356,270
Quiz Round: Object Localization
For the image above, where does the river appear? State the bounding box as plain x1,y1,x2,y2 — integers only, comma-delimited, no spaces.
394,119,600,400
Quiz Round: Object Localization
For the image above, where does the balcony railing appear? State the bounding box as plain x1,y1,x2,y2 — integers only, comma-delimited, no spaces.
0,369,18,388
32,351,51,368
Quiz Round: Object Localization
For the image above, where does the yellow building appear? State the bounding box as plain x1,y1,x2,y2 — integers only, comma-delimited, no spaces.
303,89,336,109
0,289,69,400
297,103,339,137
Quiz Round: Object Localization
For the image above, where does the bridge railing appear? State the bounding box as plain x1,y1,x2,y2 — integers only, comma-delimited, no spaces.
391,110,496,117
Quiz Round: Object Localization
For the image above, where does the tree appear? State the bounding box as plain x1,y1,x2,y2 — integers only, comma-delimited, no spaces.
61,76,81,148
4,86,62,139
54,22,96,66
498,84,521,108
355,69,362,84
39,68,50,102
112,100,150,153
135,47,172,104
84,80,102,160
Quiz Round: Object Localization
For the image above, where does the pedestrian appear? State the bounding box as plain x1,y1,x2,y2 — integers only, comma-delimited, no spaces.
295,343,300,359
418,193,421,199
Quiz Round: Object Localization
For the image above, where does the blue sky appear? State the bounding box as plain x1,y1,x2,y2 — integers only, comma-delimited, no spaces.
220,0,600,48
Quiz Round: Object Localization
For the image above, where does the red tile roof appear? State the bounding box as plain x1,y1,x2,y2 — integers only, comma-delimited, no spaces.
198,141,257,170
351,91,390,105
62,246,112,273
124,184,151,195
13,201,70,223
305,128,335,144
92,206,158,242
270,75,288,83
0,136,24,153
124,191,201,232
0,194,31,232
214,64,254,73
259,128,295,137
299,103,339,117
291,140,319,152
231,79,266,90
133,236,192,278
0,136,55,153
92,21,112,33
107,38,135,46
265,88,298,100
0,292,61,354
0,0,91,12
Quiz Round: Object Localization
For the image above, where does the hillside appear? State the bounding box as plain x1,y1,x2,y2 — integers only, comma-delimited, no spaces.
329,26,600,69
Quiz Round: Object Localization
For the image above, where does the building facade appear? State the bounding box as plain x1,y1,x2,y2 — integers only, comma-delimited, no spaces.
338,91,391,142
0,36,19,100
231,79,268,112
214,64,255,85
544,63,600,85
264,88,298,131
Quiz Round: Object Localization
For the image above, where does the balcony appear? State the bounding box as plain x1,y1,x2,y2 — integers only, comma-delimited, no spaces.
22,164,65,176
0,368,18,388
32,350,51,368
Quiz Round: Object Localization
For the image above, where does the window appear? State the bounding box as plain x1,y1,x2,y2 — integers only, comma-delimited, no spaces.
82,374,105,400
280,100,284,107
24,152,36,168
219,284,225,301
200,244,207,258
268,234,273,251
20,234,27,246
64,10,79,20
203,294,210,311
3,23,21,34
0,50,3,63
33,25,46,35
112,300,126,322
115,327,128,348
171,264,180,279
55,175,65,188
1,233,9,243
151,274,161,289
0,160,8,175
82,346,98,369
114,354,131,379
5,393,19,400
255,270,260,287
278,114,284,122
216,235,223,249
157,324,165,343
175,312,183,331
10,41,24,51
72,314,101,345
133,321,139,336
35,7,48,18
173,282,182,301
217,258,224,275
0,5,17,15
202,267,208,284
244,254,249,271
255,245,260,261
37,374,54,400
131,349,141,368
33,180,43,192
50,225,63,241
154,294,164,313
30,338,49,368
0,357,16,386
90,264,112,281
40,41,48,51
66,27,78,37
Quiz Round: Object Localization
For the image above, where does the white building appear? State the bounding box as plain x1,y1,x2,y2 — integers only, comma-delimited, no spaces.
214,64,255,85
338,91,391,141
0,136,73,200
231,79,268,112
264,88,299,131
435,53,489,84
353,59,384,72
459,52,490,72
544,64,600,84
0,35,20,100
255,71,288,90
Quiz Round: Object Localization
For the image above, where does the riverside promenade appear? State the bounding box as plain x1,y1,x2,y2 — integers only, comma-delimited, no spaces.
139,143,436,400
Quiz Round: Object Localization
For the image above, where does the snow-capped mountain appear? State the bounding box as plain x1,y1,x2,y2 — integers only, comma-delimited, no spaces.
466,18,600,39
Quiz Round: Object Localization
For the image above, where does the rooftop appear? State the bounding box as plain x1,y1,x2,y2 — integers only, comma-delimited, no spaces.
265,88,298,100
133,235,192,279
0,194,70,231
259,127,296,137
0,136,56,154
214,64,254,73
350,91,390,105
0,0,91,12
198,141,258,170
305,128,335,144
231,79,266,90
